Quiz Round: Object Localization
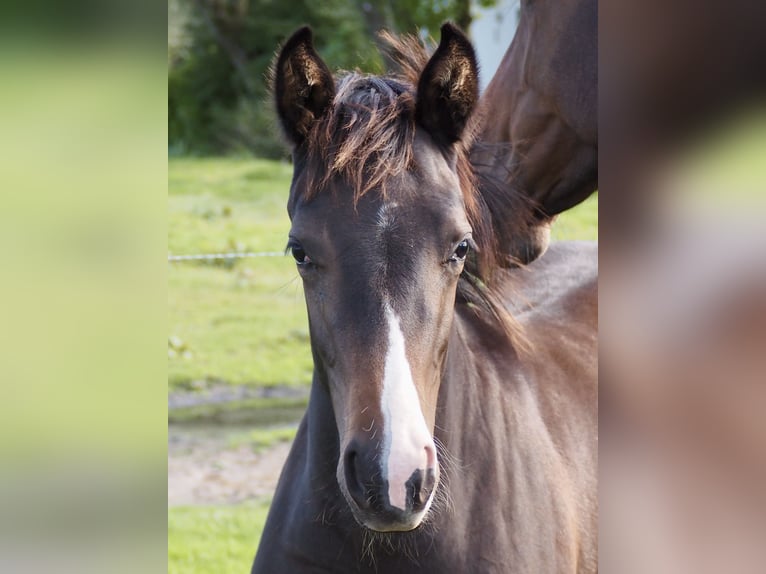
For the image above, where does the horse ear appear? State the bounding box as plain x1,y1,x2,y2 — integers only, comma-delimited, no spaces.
274,26,335,146
416,23,479,145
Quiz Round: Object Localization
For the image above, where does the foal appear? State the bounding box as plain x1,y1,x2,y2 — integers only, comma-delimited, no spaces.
251,24,597,573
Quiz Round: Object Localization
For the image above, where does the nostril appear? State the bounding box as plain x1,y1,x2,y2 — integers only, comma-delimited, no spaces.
343,447,370,510
409,471,422,508
406,468,435,512
345,449,356,475
406,445,438,513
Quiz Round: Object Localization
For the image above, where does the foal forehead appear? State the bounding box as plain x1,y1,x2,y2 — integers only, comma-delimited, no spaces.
369,133,465,203
345,170,466,234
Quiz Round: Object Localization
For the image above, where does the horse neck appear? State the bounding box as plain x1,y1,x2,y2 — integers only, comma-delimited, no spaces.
435,312,491,458
435,308,529,471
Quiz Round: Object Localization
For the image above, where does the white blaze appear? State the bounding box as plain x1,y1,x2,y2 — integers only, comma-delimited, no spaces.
380,303,435,510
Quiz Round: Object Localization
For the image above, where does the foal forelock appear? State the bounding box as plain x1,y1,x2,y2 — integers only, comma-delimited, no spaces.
304,73,417,199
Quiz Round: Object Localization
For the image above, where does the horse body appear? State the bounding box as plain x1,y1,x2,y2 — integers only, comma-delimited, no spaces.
252,24,596,574
253,243,597,574
472,0,597,264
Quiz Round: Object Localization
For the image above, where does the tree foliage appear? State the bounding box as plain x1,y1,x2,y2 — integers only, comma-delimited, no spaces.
168,0,497,157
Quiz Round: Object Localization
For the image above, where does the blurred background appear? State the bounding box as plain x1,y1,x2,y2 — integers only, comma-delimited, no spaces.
0,1,166,573
600,1,766,572
166,1,596,572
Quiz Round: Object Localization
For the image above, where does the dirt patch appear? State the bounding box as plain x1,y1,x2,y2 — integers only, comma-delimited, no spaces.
168,424,293,506
168,385,308,506
168,440,291,506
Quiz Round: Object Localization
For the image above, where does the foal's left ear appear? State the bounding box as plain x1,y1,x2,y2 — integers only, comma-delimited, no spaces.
274,26,335,147
416,23,479,146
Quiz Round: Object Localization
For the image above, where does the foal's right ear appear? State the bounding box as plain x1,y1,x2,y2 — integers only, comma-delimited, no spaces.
273,27,335,147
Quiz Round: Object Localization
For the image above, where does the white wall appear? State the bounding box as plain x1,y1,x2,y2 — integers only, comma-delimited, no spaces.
470,0,520,91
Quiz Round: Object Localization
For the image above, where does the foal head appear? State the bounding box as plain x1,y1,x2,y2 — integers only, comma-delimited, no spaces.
274,25,479,532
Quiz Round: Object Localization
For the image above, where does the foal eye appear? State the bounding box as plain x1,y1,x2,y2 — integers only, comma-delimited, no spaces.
450,240,470,262
291,245,311,265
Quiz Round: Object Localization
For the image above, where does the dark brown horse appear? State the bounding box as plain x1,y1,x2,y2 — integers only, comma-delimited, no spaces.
251,25,597,573
471,0,597,265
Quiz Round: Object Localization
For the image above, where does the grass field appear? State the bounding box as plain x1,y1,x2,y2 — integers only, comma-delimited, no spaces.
168,501,271,574
168,157,597,392
168,158,312,390
551,193,599,242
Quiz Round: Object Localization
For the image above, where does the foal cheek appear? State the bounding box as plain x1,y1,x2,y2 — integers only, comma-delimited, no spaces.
304,285,342,369
407,284,457,423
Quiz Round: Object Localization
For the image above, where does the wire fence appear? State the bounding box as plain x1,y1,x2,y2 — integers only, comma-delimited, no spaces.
167,251,285,262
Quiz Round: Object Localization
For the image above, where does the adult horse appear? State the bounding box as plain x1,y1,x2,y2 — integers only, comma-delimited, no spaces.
472,0,597,264
251,24,597,573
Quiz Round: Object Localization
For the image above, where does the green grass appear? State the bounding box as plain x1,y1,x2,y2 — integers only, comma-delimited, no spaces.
168,261,312,389
228,425,298,453
168,157,313,390
551,193,598,242
168,158,294,253
168,157,598,391
168,500,271,574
